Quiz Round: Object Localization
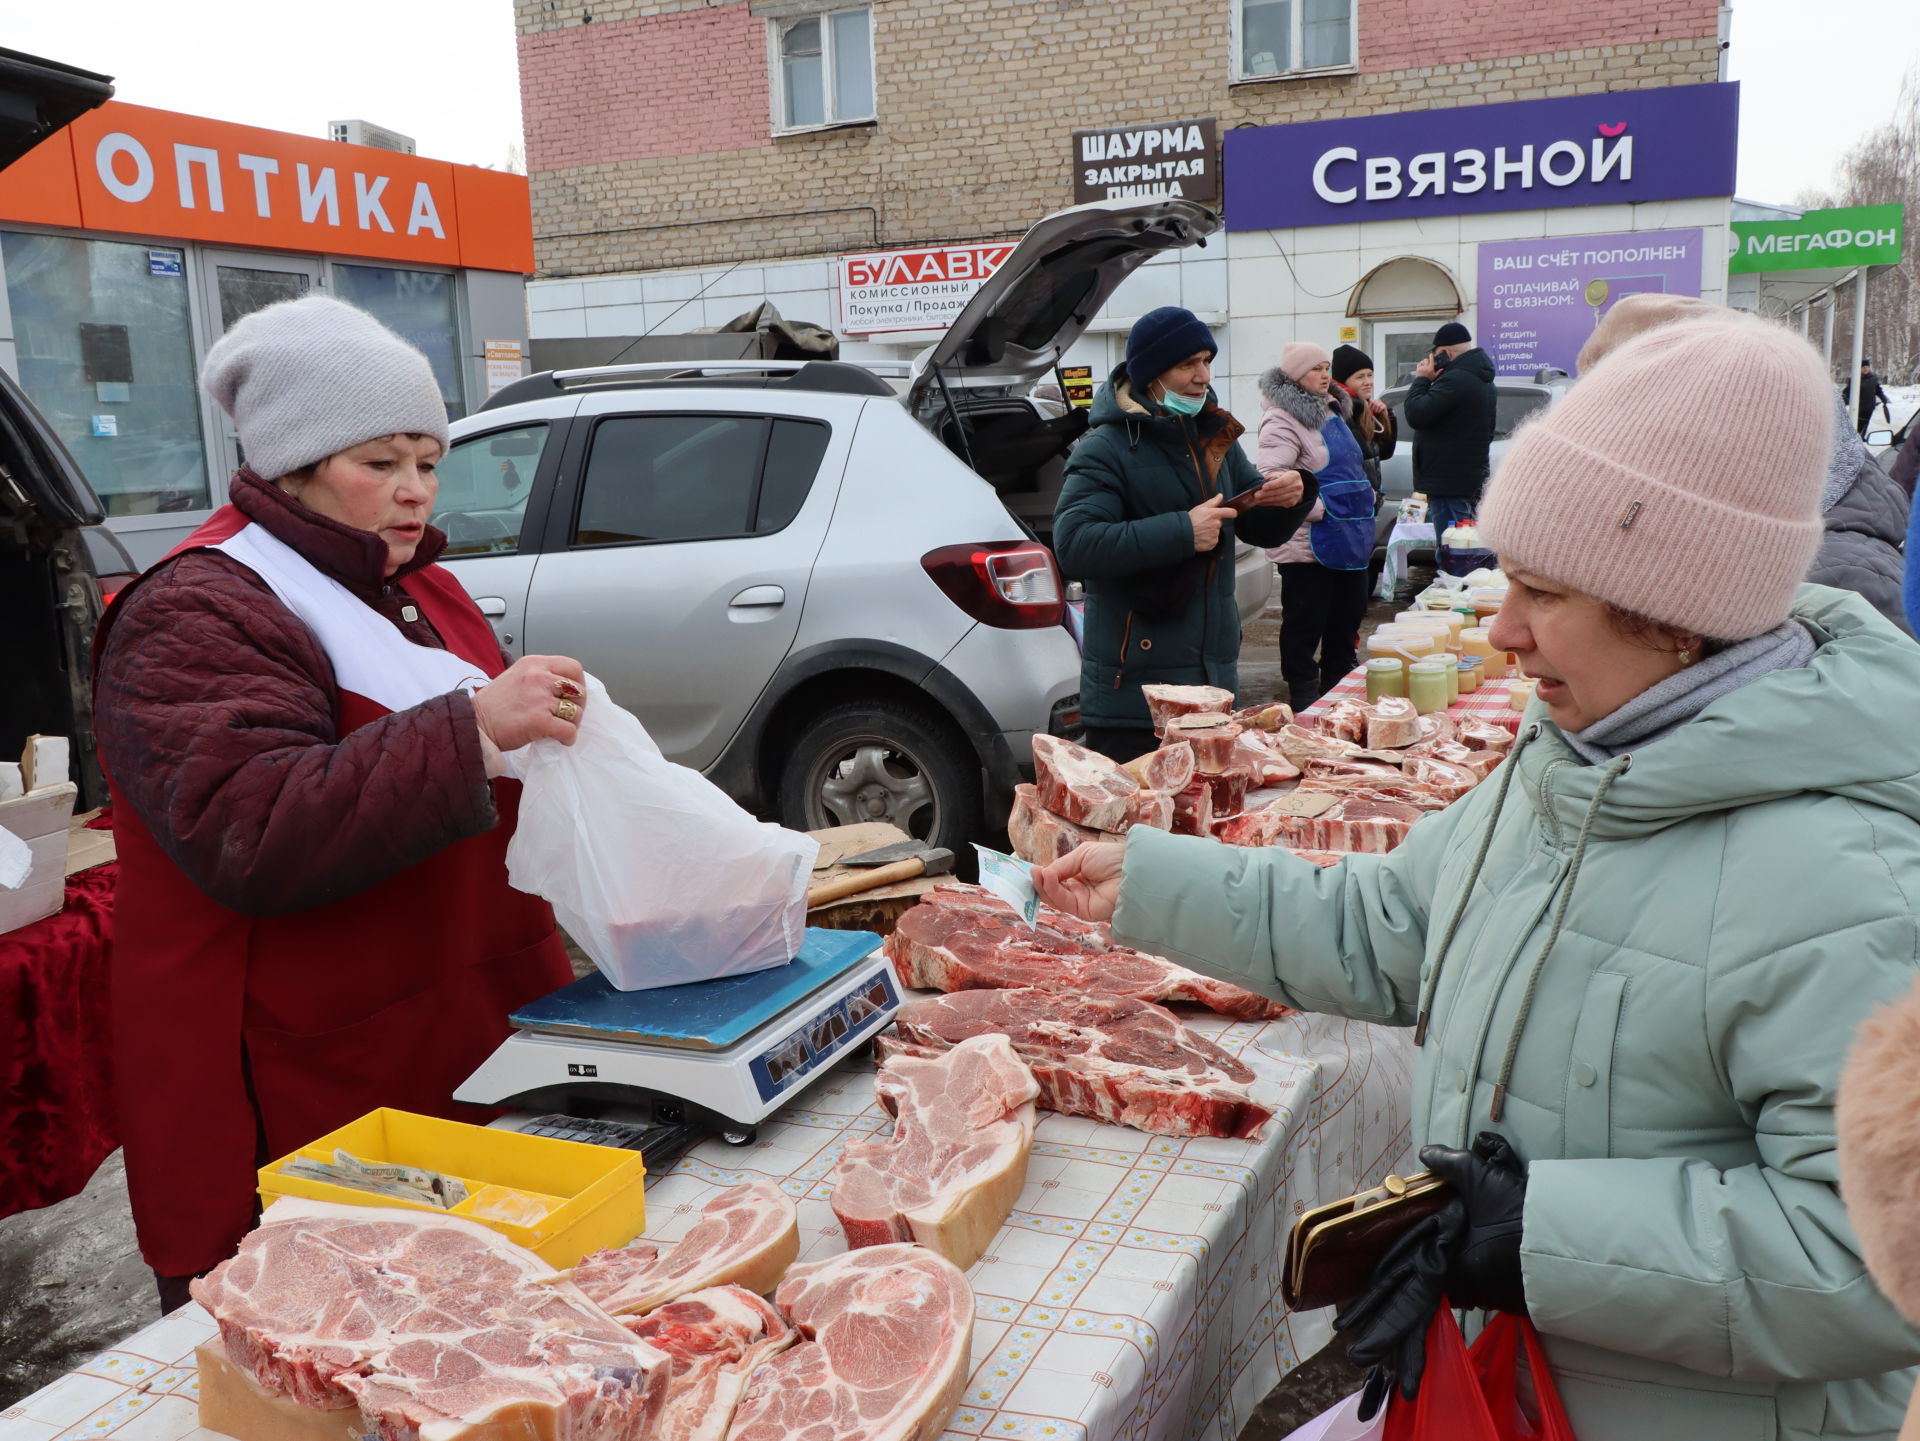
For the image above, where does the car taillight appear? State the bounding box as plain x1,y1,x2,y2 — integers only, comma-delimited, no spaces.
920,542,1065,629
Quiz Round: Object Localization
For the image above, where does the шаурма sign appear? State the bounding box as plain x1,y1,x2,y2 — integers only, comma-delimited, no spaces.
1223,83,1739,231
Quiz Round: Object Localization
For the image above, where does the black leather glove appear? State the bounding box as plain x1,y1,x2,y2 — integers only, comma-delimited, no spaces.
1333,1197,1466,1417
1418,1131,1529,1315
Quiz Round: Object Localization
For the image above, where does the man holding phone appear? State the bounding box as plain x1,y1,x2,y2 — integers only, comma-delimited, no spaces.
1404,321,1498,549
1053,306,1317,762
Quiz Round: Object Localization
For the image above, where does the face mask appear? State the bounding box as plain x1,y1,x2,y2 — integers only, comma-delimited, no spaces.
1157,386,1205,417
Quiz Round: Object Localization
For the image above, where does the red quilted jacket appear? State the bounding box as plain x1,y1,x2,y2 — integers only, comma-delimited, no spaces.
94,472,499,916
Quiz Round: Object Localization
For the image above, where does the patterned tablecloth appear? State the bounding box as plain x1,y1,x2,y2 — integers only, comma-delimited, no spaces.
0,1012,1413,1441
1302,662,1525,733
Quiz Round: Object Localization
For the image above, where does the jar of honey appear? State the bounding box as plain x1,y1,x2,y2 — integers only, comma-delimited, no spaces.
1456,658,1481,694
1408,657,1453,715
1365,658,1408,701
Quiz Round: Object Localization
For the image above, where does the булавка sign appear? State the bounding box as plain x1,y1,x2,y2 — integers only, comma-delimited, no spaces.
1224,83,1738,231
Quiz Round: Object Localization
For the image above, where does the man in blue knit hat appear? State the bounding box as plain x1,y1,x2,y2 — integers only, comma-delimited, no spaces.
1052,306,1317,761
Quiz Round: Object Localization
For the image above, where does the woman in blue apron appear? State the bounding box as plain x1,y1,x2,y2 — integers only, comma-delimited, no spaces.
1259,344,1377,711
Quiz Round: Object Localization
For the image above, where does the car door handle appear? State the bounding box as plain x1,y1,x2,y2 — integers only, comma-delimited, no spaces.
728,586,785,608
475,596,509,617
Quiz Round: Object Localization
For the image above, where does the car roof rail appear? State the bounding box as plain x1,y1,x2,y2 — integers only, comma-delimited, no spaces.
479,359,897,411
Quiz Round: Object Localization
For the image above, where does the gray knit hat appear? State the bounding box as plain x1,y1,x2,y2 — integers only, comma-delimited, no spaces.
201,296,451,480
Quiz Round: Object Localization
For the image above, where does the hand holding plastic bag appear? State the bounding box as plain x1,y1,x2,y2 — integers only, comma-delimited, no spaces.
505,675,819,990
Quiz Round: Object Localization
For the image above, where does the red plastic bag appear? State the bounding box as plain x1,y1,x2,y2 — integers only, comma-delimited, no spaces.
1383,1304,1575,1441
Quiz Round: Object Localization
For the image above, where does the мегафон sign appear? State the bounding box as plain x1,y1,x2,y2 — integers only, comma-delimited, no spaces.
1223,83,1739,231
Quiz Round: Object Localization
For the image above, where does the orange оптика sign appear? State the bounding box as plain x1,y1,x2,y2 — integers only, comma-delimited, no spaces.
0,101,532,274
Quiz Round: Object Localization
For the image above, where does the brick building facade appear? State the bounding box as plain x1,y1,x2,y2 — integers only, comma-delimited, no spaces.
519,0,1724,279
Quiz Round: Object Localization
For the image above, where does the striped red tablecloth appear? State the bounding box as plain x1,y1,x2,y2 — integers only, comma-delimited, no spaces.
1300,663,1525,733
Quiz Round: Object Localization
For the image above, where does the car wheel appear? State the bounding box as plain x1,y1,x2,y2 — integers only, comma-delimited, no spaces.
777,700,982,853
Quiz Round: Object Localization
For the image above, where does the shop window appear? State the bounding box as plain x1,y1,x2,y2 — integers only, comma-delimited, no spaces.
1235,0,1355,81
331,263,468,421
772,6,874,132
1,231,211,518
432,423,548,557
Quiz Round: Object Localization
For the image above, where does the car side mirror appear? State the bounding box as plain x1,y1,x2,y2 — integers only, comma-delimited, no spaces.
1866,429,1895,448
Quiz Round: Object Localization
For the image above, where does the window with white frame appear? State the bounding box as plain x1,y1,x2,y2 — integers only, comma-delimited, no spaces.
1235,0,1355,80
772,6,874,131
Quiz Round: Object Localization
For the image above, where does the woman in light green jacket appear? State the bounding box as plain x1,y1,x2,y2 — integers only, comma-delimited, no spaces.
1036,311,1920,1441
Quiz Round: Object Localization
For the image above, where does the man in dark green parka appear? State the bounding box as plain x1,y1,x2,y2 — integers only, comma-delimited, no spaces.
1053,307,1318,760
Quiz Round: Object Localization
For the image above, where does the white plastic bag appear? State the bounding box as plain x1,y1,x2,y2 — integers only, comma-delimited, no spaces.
1278,1389,1387,1441
505,675,819,991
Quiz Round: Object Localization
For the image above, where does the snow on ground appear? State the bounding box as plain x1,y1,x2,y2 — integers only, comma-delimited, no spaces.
1883,385,1918,435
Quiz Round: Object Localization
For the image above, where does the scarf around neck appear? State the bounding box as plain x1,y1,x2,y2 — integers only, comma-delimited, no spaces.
1562,620,1817,763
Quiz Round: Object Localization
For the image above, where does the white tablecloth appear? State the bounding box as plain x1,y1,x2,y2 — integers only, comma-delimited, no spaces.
0,1011,1413,1441
1376,520,1436,601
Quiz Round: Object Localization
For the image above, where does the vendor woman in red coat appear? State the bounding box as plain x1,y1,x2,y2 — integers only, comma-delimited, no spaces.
93,297,586,1308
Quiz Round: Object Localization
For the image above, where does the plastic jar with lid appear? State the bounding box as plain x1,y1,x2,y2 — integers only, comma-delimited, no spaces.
1408,657,1453,715
1367,630,1434,680
1365,658,1408,701
1461,627,1496,660
1456,658,1481,694
1472,587,1507,621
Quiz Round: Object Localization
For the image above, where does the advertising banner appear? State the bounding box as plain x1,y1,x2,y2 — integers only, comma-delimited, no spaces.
1071,118,1218,205
1477,228,1704,377
1729,203,1904,273
836,241,1015,334
1224,83,1738,231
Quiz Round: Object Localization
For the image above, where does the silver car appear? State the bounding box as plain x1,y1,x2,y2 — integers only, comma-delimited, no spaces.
435,198,1232,852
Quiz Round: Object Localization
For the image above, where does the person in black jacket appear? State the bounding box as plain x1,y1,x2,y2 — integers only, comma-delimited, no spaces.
1052,307,1317,762
1330,343,1396,498
1403,321,1497,546
1844,360,1894,439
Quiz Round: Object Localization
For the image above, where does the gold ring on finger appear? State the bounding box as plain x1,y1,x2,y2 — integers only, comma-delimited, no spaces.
553,699,581,723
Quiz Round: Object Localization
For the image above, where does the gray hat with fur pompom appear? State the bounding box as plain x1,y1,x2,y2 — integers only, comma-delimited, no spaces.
200,295,450,480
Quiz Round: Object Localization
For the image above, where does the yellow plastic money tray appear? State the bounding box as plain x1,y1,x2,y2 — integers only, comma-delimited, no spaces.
257,1107,646,1267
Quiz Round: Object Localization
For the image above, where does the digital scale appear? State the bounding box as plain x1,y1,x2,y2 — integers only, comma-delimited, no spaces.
457,929,899,1147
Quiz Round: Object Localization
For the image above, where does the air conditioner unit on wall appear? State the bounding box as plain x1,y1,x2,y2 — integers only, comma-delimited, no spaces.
328,120,417,155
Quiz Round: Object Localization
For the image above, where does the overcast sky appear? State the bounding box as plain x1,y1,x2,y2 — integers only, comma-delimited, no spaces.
9,0,1919,203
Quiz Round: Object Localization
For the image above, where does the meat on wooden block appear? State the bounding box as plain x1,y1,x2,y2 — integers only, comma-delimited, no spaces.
572,1181,799,1317
1143,684,1235,733
1199,767,1251,817
626,1286,795,1441
1171,778,1215,837
1008,784,1104,865
727,1244,973,1441
1121,740,1198,795
884,887,1291,1021
831,1035,1037,1270
1232,730,1302,785
1365,697,1423,750
1031,734,1140,833
883,987,1272,1140
190,1198,667,1440
1162,713,1245,772
1318,698,1372,745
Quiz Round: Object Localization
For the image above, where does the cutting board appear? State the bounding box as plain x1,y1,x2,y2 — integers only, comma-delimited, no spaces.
804,822,946,933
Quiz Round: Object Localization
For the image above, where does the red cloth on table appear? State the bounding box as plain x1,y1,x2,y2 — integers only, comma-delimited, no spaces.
0,864,118,1221
1301,663,1524,733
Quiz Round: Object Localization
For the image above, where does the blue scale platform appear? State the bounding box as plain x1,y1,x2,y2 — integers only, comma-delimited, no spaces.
507,928,883,1050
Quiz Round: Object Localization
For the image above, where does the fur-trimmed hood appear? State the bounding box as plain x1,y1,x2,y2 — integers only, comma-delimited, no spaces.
1259,366,1339,430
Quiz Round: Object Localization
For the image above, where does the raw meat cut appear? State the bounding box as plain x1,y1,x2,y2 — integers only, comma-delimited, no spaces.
1412,713,1458,746
1007,784,1105,864
1121,741,1197,794
1213,808,1283,846
1283,797,1422,854
831,1034,1037,1269
626,1287,795,1441
1161,713,1244,771
1405,756,1478,802
1199,767,1250,817
726,1244,972,1441
1365,697,1422,750
1403,738,1502,780
1143,684,1235,733
1031,734,1139,833
884,887,1290,1021
1319,698,1372,745
1232,702,1293,732
190,1198,667,1441
1303,757,1406,783
1232,730,1302,785
572,1180,799,1317
1297,776,1450,811
882,987,1272,1139
1171,778,1214,837
1457,716,1515,751
1276,725,1369,767
1122,788,1175,832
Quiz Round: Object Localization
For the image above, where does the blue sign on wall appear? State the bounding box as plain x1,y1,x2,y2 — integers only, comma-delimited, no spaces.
1224,82,1739,232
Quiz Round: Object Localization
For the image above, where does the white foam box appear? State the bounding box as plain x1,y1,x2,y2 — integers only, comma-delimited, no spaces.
0,781,78,937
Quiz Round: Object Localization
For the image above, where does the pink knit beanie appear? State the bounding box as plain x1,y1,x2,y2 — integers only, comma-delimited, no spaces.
1477,311,1830,641
1279,341,1331,382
